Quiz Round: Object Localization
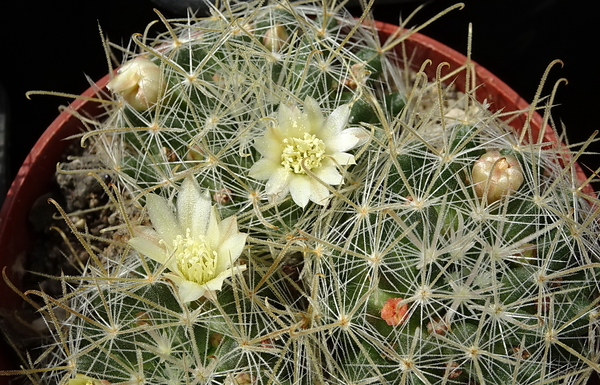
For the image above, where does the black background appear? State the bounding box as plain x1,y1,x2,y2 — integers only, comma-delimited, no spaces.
0,0,598,197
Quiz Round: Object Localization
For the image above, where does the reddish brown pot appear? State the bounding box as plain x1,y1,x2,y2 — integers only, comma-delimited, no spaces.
0,73,111,378
0,23,596,384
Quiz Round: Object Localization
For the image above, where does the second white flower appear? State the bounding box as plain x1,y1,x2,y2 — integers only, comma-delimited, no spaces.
249,97,362,207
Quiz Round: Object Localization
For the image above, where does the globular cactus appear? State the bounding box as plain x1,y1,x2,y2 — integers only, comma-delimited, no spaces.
21,0,600,384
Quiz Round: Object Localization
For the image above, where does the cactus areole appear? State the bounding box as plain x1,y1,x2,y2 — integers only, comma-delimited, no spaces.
0,2,598,384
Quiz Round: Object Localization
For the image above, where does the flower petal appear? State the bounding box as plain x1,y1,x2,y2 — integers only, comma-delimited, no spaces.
217,232,248,272
132,225,161,244
190,190,212,239
173,277,207,303
309,179,331,205
324,132,359,153
254,129,283,158
277,103,297,136
330,151,356,166
314,165,343,185
289,175,312,207
219,215,239,242
206,206,221,242
343,126,369,146
249,158,280,180
265,167,291,196
146,194,181,245
304,96,324,132
129,237,168,264
177,176,202,232
323,103,350,135
204,265,247,292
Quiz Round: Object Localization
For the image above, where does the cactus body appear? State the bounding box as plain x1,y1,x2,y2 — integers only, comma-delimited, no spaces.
26,1,600,384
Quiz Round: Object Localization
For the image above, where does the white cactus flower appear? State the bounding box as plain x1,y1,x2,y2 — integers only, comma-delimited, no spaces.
107,57,163,110
472,150,524,203
249,97,362,207
128,177,248,302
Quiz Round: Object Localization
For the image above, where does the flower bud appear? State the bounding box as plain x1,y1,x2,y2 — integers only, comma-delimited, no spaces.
472,150,524,203
107,57,163,110
263,23,288,51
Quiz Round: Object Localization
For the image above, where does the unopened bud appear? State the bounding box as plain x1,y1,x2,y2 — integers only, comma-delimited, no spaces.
472,150,524,203
107,57,163,110
263,24,288,51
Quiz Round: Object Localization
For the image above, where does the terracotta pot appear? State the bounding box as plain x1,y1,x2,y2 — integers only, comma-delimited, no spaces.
0,23,595,384
0,74,111,378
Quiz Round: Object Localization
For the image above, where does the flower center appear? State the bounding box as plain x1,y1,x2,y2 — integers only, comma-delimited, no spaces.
281,133,326,174
172,228,218,285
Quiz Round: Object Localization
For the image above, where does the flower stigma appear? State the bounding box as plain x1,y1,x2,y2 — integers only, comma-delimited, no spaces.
281,133,326,174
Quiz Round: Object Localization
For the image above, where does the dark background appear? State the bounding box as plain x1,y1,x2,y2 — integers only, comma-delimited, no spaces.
0,0,598,200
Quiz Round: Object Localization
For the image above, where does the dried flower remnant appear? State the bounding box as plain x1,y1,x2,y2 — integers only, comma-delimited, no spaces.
128,176,248,302
380,297,410,326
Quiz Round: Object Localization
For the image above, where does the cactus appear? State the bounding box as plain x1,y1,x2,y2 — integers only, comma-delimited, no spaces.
14,0,600,384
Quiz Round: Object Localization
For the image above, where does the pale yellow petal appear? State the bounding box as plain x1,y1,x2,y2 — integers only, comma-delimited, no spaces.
204,265,246,291
330,152,356,166
314,165,343,185
206,206,221,242
289,175,312,207
190,190,212,240
177,176,203,233
323,103,350,135
249,158,280,180
324,132,359,153
129,237,168,265
309,179,331,206
255,128,284,158
217,232,248,272
146,194,181,245
304,96,324,131
265,167,291,196
174,277,207,303
132,225,160,244
277,103,297,135
219,215,239,242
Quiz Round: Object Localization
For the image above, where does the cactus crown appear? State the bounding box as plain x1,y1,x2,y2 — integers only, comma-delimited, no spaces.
13,0,600,384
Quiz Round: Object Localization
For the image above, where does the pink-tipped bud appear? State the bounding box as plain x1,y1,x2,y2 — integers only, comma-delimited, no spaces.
380,297,410,326
107,57,163,110
472,150,524,203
